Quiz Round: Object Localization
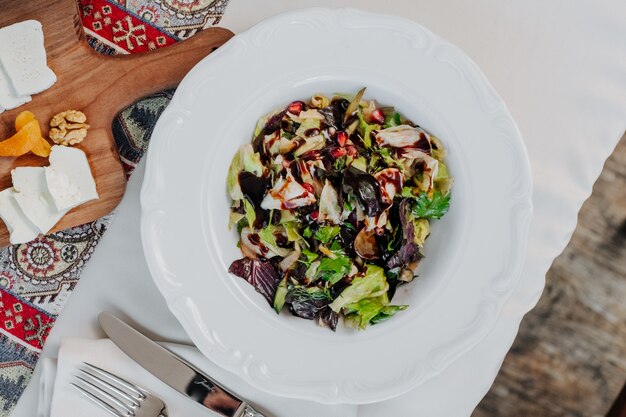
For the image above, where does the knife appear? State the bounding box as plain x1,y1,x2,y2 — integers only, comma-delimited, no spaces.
99,312,268,417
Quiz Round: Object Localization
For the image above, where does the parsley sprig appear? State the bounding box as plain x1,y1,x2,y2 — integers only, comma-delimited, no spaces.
411,190,451,219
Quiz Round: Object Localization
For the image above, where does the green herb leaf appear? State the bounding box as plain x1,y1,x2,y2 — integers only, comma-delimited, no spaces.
288,286,332,302
376,147,397,168
333,156,347,171
411,190,451,219
386,225,402,252
314,225,341,243
299,249,319,268
284,286,333,319
362,123,377,148
368,153,381,171
315,256,351,285
342,222,356,231
328,240,345,255
236,220,246,234
302,225,314,238
281,130,295,140
357,110,379,148
383,112,402,128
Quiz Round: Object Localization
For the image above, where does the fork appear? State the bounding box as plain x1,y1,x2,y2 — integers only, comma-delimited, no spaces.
71,362,168,417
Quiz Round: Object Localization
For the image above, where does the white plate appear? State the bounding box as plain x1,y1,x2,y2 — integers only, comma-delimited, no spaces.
140,8,533,404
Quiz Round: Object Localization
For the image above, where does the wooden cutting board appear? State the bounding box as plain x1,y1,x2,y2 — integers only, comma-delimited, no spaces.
0,0,233,247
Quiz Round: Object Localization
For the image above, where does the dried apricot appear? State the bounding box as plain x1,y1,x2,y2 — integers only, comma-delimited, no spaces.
15,110,35,131
0,120,43,157
31,134,51,157
4,111,51,157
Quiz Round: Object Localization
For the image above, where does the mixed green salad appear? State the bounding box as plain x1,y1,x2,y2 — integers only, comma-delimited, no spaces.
227,88,452,331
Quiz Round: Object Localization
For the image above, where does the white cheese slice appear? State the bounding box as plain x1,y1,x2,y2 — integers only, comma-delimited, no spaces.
0,63,31,111
0,20,57,96
0,188,39,244
11,167,67,234
45,145,99,211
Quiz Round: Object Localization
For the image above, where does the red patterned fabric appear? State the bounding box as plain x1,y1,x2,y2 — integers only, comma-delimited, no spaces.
0,289,55,351
78,0,229,55
80,0,179,53
0,1,230,413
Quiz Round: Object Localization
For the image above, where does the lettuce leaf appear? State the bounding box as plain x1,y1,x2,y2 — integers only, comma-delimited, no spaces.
242,198,256,231
258,225,291,257
295,117,321,138
318,180,342,225
329,264,389,312
227,146,244,200
283,221,306,244
370,305,408,324
228,211,245,231
343,294,388,330
343,293,408,329
227,144,264,200
273,277,288,313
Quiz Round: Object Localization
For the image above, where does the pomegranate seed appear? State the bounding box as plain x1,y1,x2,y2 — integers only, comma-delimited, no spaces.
346,146,358,157
302,183,314,194
336,131,348,147
288,101,303,115
370,109,385,124
330,147,347,158
311,210,319,221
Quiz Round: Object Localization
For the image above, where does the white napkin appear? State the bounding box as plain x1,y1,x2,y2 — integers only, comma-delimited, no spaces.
46,338,356,417
36,359,56,417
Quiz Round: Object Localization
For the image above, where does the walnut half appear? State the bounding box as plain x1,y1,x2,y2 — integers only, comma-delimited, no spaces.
49,110,90,146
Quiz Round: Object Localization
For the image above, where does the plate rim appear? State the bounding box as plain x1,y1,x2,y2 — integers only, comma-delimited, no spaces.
140,7,534,404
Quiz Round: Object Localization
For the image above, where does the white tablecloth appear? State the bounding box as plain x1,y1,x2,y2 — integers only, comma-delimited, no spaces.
12,0,626,415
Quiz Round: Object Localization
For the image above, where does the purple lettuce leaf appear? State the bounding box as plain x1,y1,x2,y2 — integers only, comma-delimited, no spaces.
318,307,339,332
386,199,422,269
342,166,383,217
228,258,281,305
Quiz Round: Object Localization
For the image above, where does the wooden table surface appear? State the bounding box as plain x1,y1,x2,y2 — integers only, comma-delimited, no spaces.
474,133,626,417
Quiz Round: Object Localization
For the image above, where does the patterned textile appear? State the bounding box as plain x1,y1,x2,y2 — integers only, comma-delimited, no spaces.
0,88,175,413
0,0,229,410
78,0,229,55
0,0,225,410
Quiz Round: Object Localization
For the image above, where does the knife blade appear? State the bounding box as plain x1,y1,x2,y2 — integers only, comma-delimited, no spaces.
99,312,268,417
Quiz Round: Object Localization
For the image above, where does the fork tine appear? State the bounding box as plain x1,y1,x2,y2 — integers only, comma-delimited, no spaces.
84,362,146,398
71,382,126,417
75,375,135,416
79,369,141,408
